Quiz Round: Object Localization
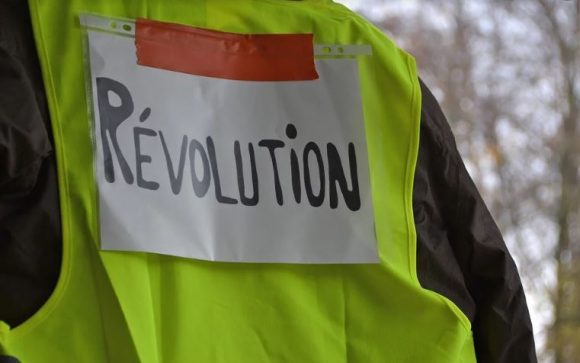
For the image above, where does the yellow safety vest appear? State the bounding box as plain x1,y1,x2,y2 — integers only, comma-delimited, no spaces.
0,0,476,361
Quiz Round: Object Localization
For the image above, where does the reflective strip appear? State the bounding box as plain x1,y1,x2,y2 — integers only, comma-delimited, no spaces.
79,14,371,58
80,13,136,36
314,44,372,56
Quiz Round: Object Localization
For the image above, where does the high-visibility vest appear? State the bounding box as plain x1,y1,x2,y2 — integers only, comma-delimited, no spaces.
0,0,476,361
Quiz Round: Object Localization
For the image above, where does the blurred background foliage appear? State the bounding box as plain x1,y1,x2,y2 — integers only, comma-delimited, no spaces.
336,0,580,362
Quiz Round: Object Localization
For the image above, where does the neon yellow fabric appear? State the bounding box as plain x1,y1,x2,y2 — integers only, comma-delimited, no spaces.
1,0,476,361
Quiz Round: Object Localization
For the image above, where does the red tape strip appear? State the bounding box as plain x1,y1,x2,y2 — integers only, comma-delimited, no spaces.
135,18,319,81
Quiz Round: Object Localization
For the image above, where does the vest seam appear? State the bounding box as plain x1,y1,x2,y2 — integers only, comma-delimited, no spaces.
401,54,472,334
405,54,421,287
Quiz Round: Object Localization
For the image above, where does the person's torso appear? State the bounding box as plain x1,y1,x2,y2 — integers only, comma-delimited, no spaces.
1,1,475,361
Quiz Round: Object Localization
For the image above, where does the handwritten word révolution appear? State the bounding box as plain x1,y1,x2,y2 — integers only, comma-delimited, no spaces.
96,77,361,211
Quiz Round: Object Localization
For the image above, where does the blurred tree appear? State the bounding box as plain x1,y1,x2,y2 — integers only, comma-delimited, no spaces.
529,1,580,362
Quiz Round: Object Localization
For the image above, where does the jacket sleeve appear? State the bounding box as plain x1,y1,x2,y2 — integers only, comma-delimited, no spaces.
0,0,62,328
414,79,537,362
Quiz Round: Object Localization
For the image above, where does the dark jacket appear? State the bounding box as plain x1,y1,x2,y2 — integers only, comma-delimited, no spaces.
0,0,536,361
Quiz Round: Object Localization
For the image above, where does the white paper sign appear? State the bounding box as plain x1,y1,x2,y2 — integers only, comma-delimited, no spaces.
86,23,378,263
